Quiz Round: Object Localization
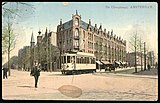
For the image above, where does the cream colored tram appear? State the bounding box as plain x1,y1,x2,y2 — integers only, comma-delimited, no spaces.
61,52,96,75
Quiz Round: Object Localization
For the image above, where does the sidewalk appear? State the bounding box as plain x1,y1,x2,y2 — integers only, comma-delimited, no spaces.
115,67,135,71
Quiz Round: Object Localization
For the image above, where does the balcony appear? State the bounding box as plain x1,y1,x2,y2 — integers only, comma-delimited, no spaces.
74,36,79,40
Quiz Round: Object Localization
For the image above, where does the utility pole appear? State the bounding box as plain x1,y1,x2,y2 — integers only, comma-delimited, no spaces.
49,33,52,72
48,25,52,72
140,38,143,71
134,31,137,73
59,41,62,70
46,28,49,72
144,42,146,70
38,30,41,64
59,19,63,70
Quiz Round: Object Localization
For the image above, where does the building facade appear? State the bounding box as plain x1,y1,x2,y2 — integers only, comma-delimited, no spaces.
57,11,126,63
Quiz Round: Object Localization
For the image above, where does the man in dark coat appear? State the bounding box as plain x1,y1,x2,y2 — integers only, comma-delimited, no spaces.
30,62,41,88
147,64,151,71
3,67,8,79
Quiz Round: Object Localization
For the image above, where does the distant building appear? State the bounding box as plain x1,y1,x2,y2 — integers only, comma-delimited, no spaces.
126,52,144,67
126,51,155,68
18,30,60,71
57,10,126,63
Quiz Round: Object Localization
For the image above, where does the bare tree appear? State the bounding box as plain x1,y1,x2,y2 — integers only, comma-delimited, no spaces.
2,2,35,76
2,16,18,76
127,23,147,73
128,30,140,73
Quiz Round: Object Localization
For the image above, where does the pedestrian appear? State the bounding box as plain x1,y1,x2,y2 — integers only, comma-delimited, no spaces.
147,64,151,71
3,67,8,79
30,61,41,88
155,62,158,69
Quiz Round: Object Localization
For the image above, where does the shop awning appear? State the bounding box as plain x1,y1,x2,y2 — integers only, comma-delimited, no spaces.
101,61,112,64
96,61,103,65
115,61,121,65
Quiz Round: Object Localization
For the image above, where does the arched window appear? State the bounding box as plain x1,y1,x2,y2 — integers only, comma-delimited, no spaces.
75,28,79,37
75,18,79,25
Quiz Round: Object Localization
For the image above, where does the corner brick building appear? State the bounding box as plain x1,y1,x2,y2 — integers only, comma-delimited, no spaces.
57,10,126,63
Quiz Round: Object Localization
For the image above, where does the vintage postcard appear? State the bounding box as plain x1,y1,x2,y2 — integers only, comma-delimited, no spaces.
2,2,158,101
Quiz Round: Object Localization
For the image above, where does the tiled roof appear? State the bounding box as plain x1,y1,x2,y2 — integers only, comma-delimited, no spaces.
63,20,73,30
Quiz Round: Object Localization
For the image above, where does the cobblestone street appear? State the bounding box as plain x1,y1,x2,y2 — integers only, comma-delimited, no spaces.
2,69,158,101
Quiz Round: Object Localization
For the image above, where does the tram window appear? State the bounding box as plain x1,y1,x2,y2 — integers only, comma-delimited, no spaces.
77,57,79,64
83,57,85,64
91,58,93,64
85,57,89,64
87,57,89,63
89,58,91,64
64,56,66,63
80,57,83,64
71,56,75,63
70,56,73,63
92,58,94,64
67,56,70,63
93,58,95,64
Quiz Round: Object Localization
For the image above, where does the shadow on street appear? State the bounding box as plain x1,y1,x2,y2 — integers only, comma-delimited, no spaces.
17,85,34,88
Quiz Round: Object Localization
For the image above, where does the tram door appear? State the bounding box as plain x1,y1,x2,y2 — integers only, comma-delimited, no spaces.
71,56,76,70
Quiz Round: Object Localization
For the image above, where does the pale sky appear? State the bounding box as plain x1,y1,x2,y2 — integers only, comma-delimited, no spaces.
2,2,158,63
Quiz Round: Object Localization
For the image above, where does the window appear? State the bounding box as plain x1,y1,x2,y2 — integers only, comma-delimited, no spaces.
75,18,79,25
86,57,89,63
67,56,70,63
71,56,75,63
76,57,80,64
75,28,79,37
70,30,72,35
75,40,79,46
83,57,85,63
83,31,85,38
80,57,83,64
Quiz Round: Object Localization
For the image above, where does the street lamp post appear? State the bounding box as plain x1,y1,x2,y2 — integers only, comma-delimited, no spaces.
144,42,146,70
59,26,63,70
38,30,41,65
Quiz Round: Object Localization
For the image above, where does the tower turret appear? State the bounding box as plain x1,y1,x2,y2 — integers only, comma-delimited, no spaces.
30,32,35,48
45,27,48,37
37,29,42,44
